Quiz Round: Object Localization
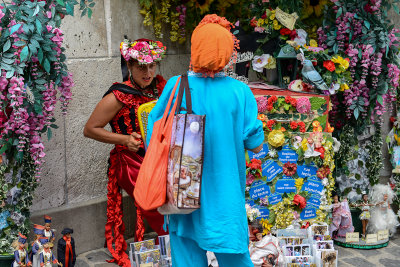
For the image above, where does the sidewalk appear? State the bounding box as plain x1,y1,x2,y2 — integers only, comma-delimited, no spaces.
74,232,400,267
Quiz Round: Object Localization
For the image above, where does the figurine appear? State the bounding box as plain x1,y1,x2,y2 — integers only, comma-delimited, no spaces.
368,184,399,236
12,233,32,267
39,237,61,267
57,228,76,267
43,215,55,242
329,195,354,238
32,224,45,267
354,193,372,239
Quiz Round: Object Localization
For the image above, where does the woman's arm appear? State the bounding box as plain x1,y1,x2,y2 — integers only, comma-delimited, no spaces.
83,93,141,152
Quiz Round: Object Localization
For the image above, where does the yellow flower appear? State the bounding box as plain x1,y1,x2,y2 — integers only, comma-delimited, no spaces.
331,56,349,70
273,19,281,30
260,218,273,235
131,41,137,47
257,18,265,26
270,13,275,20
340,83,349,91
268,130,285,147
312,121,321,128
295,178,304,191
309,39,318,47
301,138,308,151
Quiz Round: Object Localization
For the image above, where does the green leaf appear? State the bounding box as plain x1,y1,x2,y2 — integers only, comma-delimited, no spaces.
56,0,65,6
2,57,15,64
364,21,370,29
309,97,326,110
377,95,383,105
66,2,74,16
354,108,359,119
3,39,11,52
0,143,9,154
14,40,26,47
89,2,95,7
9,24,21,35
33,5,40,16
6,69,14,78
20,46,29,62
50,124,59,129
43,58,51,73
336,7,342,18
35,19,42,34
88,8,92,18
81,8,87,17
38,48,44,63
394,4,400,14
47,128,53,141
35,79,47,85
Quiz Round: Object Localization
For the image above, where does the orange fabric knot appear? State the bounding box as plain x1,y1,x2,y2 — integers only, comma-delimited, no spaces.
190,14,240,77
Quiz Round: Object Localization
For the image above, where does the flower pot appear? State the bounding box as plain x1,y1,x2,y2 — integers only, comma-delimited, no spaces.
0,254,14,266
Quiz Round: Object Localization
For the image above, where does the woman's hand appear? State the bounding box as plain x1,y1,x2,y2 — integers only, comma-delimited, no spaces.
124,132,142,152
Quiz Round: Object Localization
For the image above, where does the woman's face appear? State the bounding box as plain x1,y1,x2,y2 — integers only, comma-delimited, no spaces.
363,194,368,201
333,196,338,203
45,224,50,231
128,60,156,88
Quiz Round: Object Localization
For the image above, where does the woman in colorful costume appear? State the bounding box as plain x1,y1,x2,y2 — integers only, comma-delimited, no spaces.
32,224,45,267
84,38,168,266
12,233,31,267
43,215,55,243
147,14,264,267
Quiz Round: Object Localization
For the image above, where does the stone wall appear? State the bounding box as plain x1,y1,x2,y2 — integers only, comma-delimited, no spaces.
30,0,190,254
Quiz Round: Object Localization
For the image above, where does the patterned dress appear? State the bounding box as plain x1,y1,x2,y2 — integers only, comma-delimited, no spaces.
103,75,167,266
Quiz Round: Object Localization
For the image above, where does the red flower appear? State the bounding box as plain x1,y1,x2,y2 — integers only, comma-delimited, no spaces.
249,159,262,170
317,166,331,179
268,95,278,105
390,183,396,190
293,194,307,209
285,96,291,104
390,117,396,123
290,98,297,107
290,121,298,130
283,162,297,176
261,12,267,19
267,104,273,112
323,60,335,72
250,17,257,27
266,120,276,130
312,59,317,66
314,146,325,159
280,28,292,35
290,30,297,40
364,4,373,13
298,121,306,133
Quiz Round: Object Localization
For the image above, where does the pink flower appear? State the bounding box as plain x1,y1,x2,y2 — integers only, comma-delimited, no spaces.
143,55,153,63
296,97,311,113
254,26,264,33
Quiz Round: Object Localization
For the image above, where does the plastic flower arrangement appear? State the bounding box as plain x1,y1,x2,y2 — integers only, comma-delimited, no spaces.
246,158,262,185
0,0,91,255
296,97,311,114
246,204,261,222
120,39,166,64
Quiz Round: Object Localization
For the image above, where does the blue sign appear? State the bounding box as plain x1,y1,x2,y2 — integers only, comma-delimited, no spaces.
262,160,283,182
248,144,269,160
278,147,298,163
297,164,318,178
257,207,270,219
246,199,255,207
302,179,324,195
269,193,283,205
249,180,271,200
275,179,296,193
282,175,294,180
300,207,317,220
308,196,321,208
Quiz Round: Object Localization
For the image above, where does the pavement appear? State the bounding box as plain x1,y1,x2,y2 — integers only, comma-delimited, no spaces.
73,232,400,267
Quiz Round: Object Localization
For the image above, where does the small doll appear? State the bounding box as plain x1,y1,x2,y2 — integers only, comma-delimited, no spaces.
57,228,76,267
368,184,399,236
354,193,373,239
329,195,354,238
39,237,61,267
12,233,32,267
32,224,45,267
43,215,55,242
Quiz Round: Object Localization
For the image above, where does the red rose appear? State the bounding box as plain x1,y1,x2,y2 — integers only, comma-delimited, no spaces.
280,28,292,35
293,194,307,209
290,30,297,40
290,121,298,130
261,12,267,19
323,60,335,72
266,120,276,130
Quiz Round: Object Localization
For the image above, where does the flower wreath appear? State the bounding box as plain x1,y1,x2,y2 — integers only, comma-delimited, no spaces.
120,39,167,64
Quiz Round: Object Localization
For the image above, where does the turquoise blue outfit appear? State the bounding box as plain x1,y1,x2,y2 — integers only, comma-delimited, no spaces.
147,72,263,266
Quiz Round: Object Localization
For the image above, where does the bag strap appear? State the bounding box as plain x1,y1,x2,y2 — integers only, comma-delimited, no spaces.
157,76,182,138
176,74,193,114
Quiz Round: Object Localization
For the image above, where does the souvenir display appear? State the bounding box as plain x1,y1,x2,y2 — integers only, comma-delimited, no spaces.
31,224,45,267
43,215,55,243
12,233,31,267
57,228,76,267
352,193,372,239
39,237,61,267
329,195,354,238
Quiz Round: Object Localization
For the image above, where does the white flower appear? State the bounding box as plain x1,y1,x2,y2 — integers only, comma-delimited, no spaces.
149,45,154,49
268,148,277,157
246,204,261,222
289,79,303,91
328,83,340,95
304,143,321,158
332,137,341,152
322,178,329,186
252,54,271,72
129,49,139,59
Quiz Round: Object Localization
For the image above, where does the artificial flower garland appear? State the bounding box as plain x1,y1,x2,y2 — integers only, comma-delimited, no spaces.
120,39,166,64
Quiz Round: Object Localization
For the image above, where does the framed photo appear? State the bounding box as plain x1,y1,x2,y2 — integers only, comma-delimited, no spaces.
321,250,338,267
285,256,312,267
131,239,155,254
310,224,329,237
135,248,161,267
316,240,333,250
301,244,311,256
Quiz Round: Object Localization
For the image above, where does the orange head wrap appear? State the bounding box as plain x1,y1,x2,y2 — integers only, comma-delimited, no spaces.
190,14,239,77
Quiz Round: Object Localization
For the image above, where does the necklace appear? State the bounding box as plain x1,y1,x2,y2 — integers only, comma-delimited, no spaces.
129,76,158,99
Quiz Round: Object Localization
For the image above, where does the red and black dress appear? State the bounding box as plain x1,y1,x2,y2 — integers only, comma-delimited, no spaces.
103,75,167,266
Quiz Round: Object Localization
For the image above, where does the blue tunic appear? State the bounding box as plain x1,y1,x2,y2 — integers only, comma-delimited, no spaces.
147,72,264,254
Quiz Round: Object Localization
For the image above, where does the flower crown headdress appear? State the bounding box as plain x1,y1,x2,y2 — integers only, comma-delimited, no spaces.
120,38,167,64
